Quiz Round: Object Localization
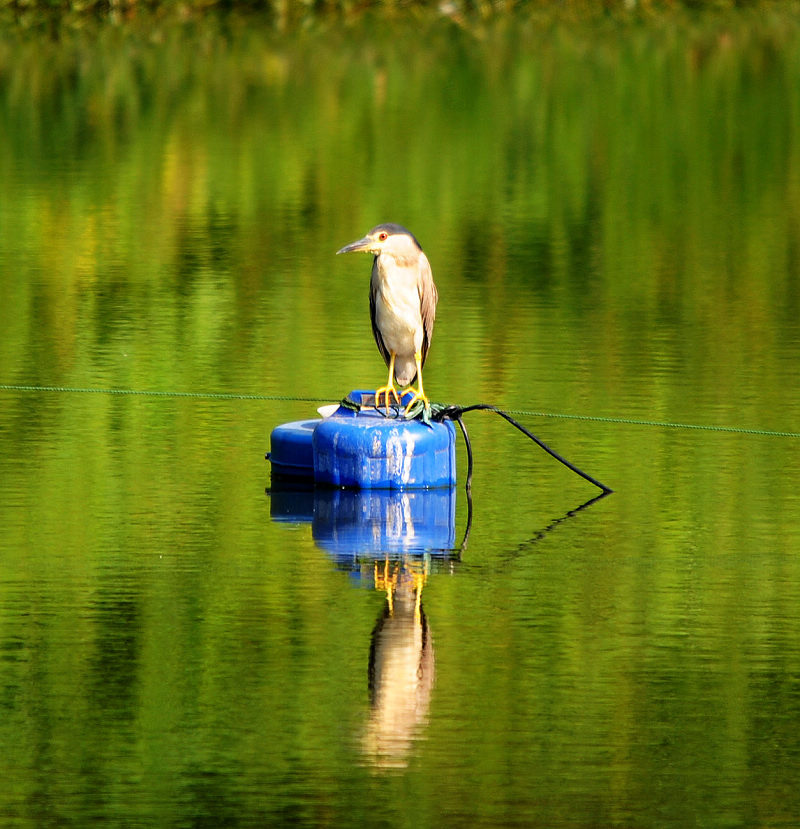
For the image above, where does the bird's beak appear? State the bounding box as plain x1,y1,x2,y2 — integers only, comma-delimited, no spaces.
336,236,373,255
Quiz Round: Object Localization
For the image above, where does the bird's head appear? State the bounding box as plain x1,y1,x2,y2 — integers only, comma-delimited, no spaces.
337,223,423,261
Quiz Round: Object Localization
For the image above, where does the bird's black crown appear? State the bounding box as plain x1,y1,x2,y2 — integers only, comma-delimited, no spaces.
369,223,423,251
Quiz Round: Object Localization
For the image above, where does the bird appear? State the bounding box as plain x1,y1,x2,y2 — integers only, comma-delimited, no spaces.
337,223,438,416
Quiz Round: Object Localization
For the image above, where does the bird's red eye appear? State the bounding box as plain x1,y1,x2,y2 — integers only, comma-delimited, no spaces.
378,232,388,241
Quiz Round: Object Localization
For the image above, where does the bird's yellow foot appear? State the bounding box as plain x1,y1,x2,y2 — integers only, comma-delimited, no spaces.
402,351,430,418
374,384,401,412
403,387,430,418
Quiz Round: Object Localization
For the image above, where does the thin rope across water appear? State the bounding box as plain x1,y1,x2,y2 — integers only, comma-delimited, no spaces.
0,383,330,404
0,383,797,439
502,407,800,439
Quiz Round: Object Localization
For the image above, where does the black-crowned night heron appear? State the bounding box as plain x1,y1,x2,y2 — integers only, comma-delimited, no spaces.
337,223,438,415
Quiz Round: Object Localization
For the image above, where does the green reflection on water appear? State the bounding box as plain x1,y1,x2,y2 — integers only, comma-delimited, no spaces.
1,9,800,828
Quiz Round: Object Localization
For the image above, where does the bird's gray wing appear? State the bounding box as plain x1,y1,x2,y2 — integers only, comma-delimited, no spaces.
370,260,392,369
418,253,438,368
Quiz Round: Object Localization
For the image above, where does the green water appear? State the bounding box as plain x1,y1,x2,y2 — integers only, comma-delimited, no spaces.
2,9,800,827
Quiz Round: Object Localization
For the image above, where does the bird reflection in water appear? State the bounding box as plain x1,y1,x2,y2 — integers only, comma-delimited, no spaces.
362,557,435,769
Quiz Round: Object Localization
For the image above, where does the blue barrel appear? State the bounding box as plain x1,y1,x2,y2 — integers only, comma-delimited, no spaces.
267,419,318,479
267,391,456,490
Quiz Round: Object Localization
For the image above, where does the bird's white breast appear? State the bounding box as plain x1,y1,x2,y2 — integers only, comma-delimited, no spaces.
372,262,424,357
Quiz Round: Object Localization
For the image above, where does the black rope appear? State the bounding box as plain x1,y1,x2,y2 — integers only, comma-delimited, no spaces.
340,393,613,495
454,415,474,491
431,403,613,495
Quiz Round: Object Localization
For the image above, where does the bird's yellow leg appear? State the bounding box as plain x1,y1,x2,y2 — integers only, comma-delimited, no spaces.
375,352,401,411
403,351,430,415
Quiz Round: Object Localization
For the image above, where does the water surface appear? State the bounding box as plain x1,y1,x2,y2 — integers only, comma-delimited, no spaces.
1,10,800,827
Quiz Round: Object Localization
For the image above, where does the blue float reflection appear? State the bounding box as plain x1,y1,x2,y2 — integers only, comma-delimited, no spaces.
269,484,458,566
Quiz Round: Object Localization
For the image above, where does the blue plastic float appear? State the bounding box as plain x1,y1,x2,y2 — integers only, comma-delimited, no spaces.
268,390,456,490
